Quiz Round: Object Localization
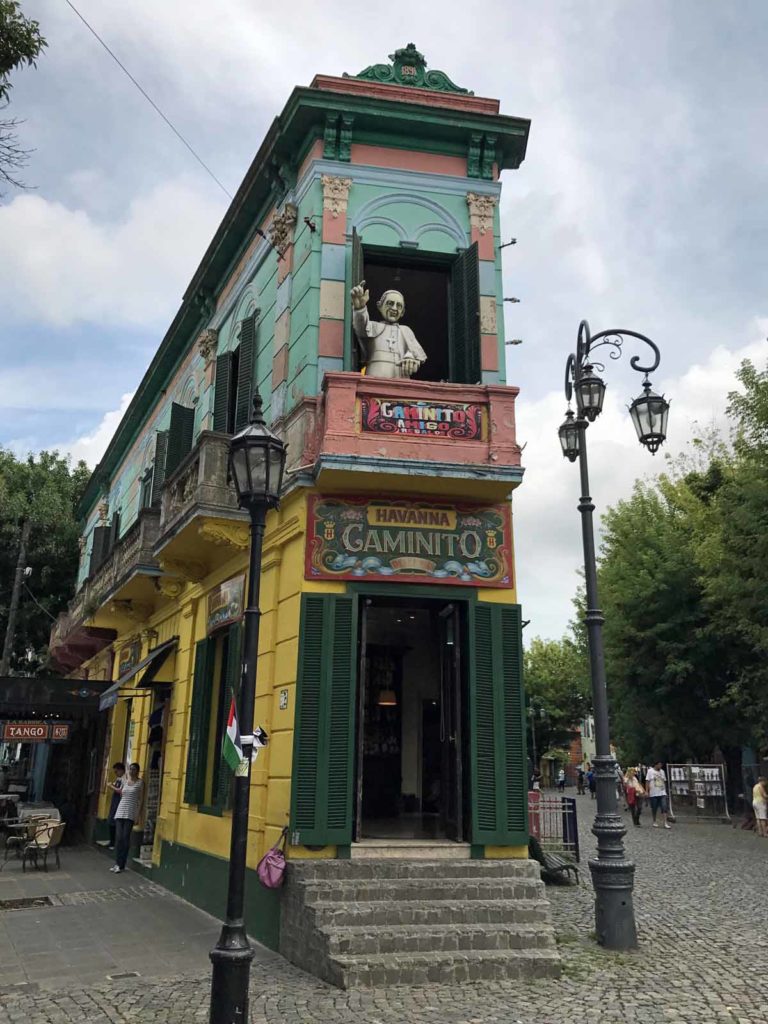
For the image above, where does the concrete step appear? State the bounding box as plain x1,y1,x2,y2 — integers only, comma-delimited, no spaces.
302,876,543,905
326,922,556,956
290,858,539,881
307,897,553,929
351,841,471,860
328,947,562,988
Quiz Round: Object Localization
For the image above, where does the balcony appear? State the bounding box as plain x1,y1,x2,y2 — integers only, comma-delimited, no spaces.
291,372,524,500
153,430,249,572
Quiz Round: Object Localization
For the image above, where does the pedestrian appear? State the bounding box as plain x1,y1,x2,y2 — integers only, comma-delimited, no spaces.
576,764,585,795
586,764,596,799
557,768,566,792
624,767,645,827
110,762,143,873
106,761,125,850
645,760,672,829
530,767,542,792
752,776,768,837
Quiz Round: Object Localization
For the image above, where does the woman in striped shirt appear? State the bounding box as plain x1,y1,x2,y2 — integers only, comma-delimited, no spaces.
109,763,143,873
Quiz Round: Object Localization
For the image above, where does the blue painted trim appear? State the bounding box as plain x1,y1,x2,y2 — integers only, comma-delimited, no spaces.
317,358,344,393
479,260,496,296
320,242,348,281
275,275,292,320
296,159,501,205
482,370,501,385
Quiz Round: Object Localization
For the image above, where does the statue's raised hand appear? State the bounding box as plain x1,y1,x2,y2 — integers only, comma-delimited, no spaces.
350,281,369,311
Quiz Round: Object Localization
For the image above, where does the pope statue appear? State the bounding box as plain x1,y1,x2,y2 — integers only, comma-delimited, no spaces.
351,281,427,379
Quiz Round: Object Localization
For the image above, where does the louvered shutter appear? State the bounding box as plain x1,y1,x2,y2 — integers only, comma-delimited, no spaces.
470,602,527,845
108,511,121,553
450,242,481,384
184,638,215,805
290,594,357,846
150,431,169,507
351,228,364,370
215,622,242,808
88,526,111,576
213,351,234,433
234,315,257,431
165,403,195,478
139,469,153,510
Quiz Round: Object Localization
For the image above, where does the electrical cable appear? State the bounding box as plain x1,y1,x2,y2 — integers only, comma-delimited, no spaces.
62,0,233,199
23,582,57,623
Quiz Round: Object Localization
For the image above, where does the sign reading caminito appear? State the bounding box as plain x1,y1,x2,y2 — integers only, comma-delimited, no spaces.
359,396,487,440
306,496,512,587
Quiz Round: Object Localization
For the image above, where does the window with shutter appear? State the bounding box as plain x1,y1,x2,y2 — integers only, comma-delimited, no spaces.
290,594,357,846
213,351,234,433
150,431,169,507
139,468,153,510
234,314,257,432
450,242,481,384
184,637,215,805
108,511,121,554
88,525,111,576
470,602,527,845
165,403,195,478
350,229,364,370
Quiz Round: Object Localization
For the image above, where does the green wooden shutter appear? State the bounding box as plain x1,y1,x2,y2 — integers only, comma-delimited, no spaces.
450,242,481,384
165,403,195,478
215,622,243,808
234,315,257,431
108,511,121,552
184,637,215,805
139,469,153,510
350,228,364,370
213,351,234,433
470,602,527,845
290,594,357,846
150,431,169,507
88,526,111,576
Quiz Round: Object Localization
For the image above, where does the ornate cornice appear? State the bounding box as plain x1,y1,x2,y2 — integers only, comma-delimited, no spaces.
197,328,219,364
97,500,110,524
347,43,472,96
141,627,159,645
109,600,152,623
322,175,352,219
155,577,185,599
467,192,498,235
198,521,250,550
268,203,298,256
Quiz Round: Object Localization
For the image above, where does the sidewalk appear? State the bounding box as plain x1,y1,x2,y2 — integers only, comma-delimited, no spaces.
0,845,250,991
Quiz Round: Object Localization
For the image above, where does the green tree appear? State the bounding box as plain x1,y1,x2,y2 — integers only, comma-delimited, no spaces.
0,0,47,190
524,635,590,758
0,449,89,675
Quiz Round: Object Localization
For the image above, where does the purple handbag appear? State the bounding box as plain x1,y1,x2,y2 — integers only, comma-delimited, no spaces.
257,828,288,889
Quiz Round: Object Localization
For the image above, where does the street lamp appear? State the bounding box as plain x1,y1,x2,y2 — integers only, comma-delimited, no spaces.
209,391,287,1024
559,319,669,952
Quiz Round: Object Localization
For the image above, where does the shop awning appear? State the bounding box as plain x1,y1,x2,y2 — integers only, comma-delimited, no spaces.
99,637,178,711
0,676,109,718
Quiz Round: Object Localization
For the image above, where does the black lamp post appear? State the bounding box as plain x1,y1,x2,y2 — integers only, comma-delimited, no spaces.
209,392,286,1024
559,320,669,951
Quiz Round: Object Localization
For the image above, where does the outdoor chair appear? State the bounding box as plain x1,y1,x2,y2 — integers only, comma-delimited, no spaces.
22,820,65,872
1,815,49,867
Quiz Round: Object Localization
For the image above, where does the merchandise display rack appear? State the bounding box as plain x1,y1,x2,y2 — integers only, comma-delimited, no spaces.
667,763,729,822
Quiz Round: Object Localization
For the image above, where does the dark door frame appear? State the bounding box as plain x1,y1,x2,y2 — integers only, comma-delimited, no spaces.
349,585,475,842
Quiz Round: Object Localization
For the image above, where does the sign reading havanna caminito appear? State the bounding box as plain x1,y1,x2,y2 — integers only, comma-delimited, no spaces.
359,396,487,440
306,496,512,587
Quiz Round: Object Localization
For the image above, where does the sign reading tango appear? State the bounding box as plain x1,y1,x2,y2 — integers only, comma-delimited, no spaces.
306,496,512,587
1,721,70,743
359,396,487,440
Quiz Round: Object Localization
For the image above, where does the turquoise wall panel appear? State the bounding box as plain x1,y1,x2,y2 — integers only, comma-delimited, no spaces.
320,243,346,281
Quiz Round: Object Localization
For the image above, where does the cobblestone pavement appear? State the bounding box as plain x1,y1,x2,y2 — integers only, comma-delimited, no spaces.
3,796,768,1023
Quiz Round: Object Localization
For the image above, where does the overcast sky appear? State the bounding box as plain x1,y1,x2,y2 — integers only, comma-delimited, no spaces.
1,1,766,640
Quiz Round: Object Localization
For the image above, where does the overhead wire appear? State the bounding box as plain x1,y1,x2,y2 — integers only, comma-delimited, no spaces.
62,0,233,200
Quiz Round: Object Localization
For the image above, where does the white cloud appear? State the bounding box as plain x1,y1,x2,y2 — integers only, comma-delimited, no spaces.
0,177,224,328
515,319,768,642
63,392,134,468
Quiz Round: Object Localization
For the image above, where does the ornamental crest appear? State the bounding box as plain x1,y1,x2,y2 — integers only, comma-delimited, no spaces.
346,43,473,96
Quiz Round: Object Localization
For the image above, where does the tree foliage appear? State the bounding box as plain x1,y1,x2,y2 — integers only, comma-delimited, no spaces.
594,356,768,761
0,1,46,190
0,449,89,675
524,635,590,757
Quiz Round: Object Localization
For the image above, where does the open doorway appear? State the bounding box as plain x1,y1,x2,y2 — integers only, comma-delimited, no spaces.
355,595,467,842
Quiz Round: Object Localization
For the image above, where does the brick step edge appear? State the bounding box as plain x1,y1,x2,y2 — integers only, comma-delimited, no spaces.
289,860,540,881
302,880,544,903
325,922,556,955
306,897,553,928
329,948,562,989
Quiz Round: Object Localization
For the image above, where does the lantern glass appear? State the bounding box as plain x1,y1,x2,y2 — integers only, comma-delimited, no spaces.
558,409,582,462
574,365,606,422
629,381,670,455
229,393,287,508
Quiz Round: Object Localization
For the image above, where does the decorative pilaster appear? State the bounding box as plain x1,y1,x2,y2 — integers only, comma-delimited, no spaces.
467,192,498,260
321,175,352,244
198,328,219,365
268,203,298,259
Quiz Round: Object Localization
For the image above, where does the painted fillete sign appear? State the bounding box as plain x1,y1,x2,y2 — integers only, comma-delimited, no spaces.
359,396,487,440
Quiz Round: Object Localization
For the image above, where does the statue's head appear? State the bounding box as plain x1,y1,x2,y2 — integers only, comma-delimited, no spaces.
377,289,405,324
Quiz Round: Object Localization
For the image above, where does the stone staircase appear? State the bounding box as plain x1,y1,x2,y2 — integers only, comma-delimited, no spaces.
279,858,561,988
